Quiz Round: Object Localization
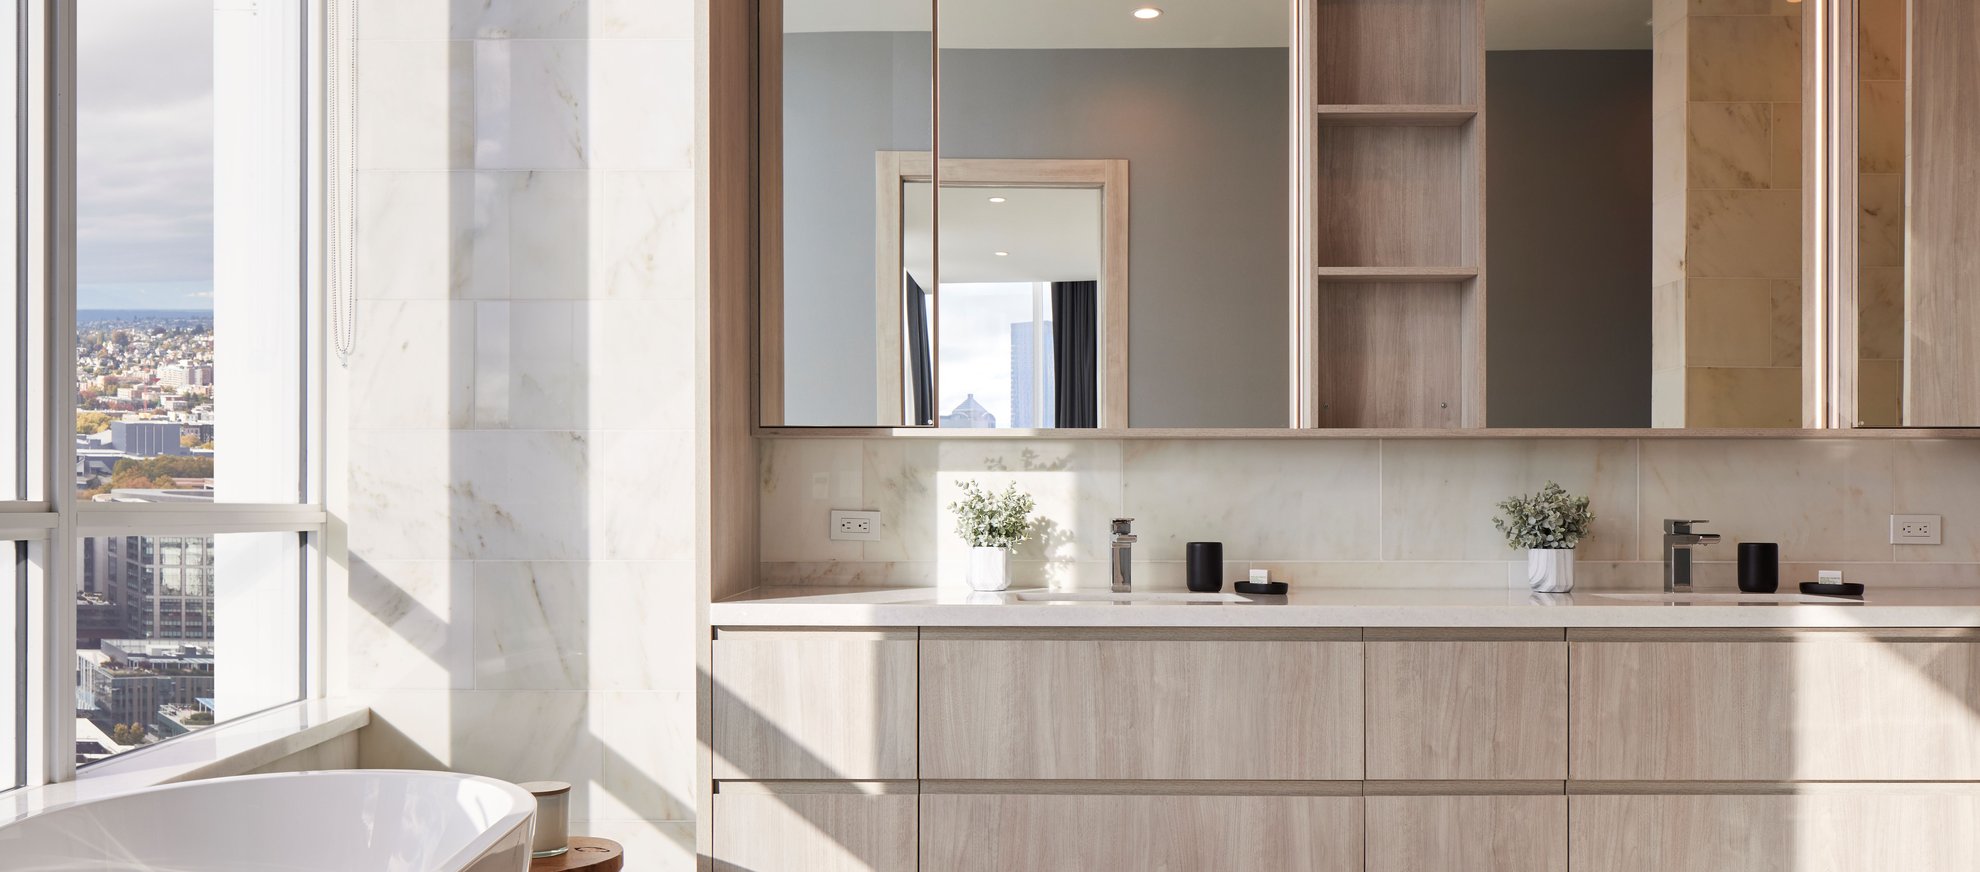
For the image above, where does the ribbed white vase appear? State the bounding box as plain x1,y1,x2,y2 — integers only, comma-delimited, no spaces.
968,546,1011,592
1526,548,1576,593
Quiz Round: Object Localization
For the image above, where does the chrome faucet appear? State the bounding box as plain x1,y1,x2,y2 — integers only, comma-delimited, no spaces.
1109,518,1137,593
1662,519,1721,593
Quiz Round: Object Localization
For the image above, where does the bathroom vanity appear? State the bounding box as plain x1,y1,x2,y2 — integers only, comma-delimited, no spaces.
708,588,1980,870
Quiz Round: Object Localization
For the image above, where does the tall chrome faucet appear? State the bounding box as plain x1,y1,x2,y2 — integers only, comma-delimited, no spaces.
1110,518,1137,593
1662,519,1721,593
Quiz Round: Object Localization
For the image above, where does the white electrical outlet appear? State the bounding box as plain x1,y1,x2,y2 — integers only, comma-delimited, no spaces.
830,509,883,542
1891,514,1943,545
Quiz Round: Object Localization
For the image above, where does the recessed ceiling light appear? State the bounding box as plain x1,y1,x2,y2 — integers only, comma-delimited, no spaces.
1133,6,1162,19
994,251,1010,257
987,196,1007,203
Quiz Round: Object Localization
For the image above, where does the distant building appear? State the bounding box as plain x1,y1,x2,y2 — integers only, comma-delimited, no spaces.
157,362,213,389
77,640,215,740
941,394,998,429
109,420,188,457
1009,321,1056,429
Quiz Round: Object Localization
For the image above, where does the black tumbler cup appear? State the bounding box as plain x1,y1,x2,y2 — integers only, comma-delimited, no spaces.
1738,542,1780,593
1186,542,1224,593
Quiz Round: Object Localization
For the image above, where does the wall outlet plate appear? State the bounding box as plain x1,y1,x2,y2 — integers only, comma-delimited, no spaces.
830,509,883,542
1891,514,1943,545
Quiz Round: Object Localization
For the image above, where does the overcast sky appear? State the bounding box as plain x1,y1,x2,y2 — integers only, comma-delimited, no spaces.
76,0,213,310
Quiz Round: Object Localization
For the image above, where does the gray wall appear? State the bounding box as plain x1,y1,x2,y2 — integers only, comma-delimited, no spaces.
782,32,932,425
1486,50,1654,427
781,37,1288,427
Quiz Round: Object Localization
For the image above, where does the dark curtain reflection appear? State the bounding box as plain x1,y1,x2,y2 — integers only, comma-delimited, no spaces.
905,274,935,425
1051,280,1099,427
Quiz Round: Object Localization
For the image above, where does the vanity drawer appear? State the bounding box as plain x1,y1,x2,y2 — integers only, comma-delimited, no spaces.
1365,792,1567,872
920,789,1362,871
1569,631,1980,780
919,629,1363,780
714,782,917,872
1569,788,1980,872
1365,633,1568,779
712,628,917,780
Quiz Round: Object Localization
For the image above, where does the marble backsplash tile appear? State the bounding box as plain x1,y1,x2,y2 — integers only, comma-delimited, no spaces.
758,437,1980,592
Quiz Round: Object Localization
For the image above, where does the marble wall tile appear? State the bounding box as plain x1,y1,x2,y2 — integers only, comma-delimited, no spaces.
1893,442,1980,562
473,302,512,427
1247,561,1510,589
587,563,697,693
473,561,587,690
358,40,473,170
1652,24,1687,118
490,301,584,429
1684,278,1775,367
1651,195,1687,286
1652,280,1686,372
358,173,474,300
358,689,602,820
475,171,593,299
1122,440,1380,562
587,40,695,171
591,691,696,823
349,429,460,560
1639,439,1895,562
757,561,936,587
359,0,693,41
1769,280,1802,367
1857,358,1902,427
1687,189,1801,278
1859,80,1906,174
589,429,697,561
1857,172,1905,268
346,559,474,690
349,300,475,429
593,172,696,300
474,40,589,170
586,299,696,431
1858,0,1907,81
861,439,940,563
1770,103,1800,188
1651,367,1686,428
932,440,1124,565
455,430,591,560
1687,103,1772,189
1687,14,1802,103
1382,440,1638,562
758,439,864,563
1683,367,1803,428
1858,267,1905,361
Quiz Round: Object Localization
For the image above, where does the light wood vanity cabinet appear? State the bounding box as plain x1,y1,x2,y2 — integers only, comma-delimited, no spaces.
918,629,1364,780
1569,789,1980,872
711,628,918,780
1364,632,1568,780
1568,630,1980,780
919,789,1363,871
1365,793,1567,872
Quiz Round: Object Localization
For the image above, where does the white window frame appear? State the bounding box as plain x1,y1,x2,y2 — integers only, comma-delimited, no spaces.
0,0,327,791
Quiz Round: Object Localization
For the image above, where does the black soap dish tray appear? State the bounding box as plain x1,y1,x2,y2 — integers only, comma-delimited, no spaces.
1234,580,1288,596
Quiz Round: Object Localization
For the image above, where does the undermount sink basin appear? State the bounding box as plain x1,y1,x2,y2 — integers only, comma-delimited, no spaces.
1012,591,1251,604
1593,592,1854,604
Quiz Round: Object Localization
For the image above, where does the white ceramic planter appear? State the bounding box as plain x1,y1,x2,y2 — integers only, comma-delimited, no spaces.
1526,548,1576,593
968,546,1012,591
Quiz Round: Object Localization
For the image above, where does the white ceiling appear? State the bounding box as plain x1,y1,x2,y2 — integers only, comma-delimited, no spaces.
786,0,1288,49
788,0,1652,51
904,184,1103,285
1486,0,1652,51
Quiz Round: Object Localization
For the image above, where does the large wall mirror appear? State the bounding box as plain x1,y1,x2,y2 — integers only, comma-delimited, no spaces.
762,0,1974,432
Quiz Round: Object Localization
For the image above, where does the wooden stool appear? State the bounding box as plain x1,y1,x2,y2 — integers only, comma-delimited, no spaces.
529,836,623,872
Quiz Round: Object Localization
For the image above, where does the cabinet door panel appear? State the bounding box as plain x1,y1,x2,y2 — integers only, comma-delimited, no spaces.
713,630,917,780
1366,794,1566,872
920,793,1361,871
1571,640,1980,780
1366,640,1567,779
920,636,1362,779
715,790,917,872
1570,791,1980,872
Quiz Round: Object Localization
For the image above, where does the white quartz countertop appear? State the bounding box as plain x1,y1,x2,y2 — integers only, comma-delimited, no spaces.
711,585,1980,628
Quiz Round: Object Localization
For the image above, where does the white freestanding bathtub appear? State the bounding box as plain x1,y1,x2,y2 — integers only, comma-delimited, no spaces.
0,769,536,872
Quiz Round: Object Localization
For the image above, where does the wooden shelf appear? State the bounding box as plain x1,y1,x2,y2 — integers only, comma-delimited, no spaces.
1316,266,1478,283
1316,104,1477,126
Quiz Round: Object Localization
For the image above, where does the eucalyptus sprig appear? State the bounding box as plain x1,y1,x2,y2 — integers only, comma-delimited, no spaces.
948,480,1036,549
1493,481,1594,550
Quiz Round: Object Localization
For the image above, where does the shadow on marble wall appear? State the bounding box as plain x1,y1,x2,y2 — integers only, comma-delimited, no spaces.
759,438,1980,593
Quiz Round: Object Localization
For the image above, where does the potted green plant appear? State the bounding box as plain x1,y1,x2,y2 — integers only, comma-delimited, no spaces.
949,480,1037,591
1494,481,1594,593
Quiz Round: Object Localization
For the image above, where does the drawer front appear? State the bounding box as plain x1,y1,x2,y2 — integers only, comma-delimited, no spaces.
1366,794,1567,872
920,792,1362,871
920,635,1363,779
1366,639,1567,779
713,630,917,780
715,788,917,872
1570,791,1980,872
1571,639,1980,780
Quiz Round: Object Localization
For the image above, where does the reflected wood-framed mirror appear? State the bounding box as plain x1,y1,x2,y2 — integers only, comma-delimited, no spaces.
757,0,1980,436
